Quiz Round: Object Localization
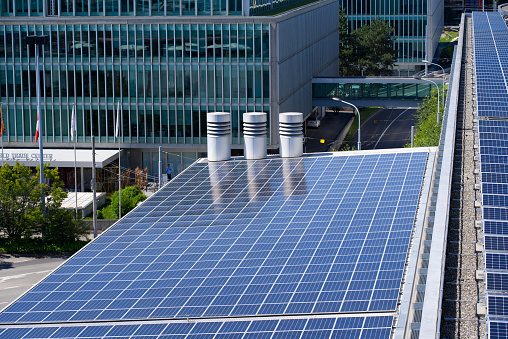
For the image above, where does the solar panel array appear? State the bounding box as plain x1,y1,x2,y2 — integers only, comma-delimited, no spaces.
478,120,508,329
0,315,393,338
473,12,508,118
474,12,508,335
0,152,429,338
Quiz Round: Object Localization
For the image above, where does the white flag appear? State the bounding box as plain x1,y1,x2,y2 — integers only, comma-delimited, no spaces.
115,102,120,138
70,105,76,141
35,109,40,143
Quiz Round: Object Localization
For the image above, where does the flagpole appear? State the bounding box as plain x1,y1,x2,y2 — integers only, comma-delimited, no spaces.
36,43,45,218
26,35,49,222
1,128,3,167
73,104,78,218
1,103,4,167
116,102,122,220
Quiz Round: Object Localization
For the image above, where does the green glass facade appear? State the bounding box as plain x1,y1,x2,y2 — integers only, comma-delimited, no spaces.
312,82,433,100
1,0,310,17
0,22,270,145
1,0,243,16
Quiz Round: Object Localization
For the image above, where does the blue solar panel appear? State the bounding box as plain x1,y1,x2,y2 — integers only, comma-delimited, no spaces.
484,208,508,222
489,296,508,316
0,315,394,338
487,272,508,291
485,221,508,236
485,236,508,251
486,253,508,270
0,152,428,326
490,321,508,339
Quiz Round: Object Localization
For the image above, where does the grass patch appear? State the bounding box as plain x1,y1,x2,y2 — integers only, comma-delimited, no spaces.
0,238,89,254
440,28,459,43
255,0,322,16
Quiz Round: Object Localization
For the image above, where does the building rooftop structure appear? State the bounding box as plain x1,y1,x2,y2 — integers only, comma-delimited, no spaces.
0,148,439,338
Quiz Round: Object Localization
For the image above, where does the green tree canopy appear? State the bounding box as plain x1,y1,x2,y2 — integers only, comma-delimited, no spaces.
340,13,397,76
41,166,88,245
406,87,444,148
0,163,41,242
0,163,88,248
339,8,353,73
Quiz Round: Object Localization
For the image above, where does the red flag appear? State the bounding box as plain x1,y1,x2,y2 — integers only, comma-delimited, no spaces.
0,108,4,138
35,110,39,143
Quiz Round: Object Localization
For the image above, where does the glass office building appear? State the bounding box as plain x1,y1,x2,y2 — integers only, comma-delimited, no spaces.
340,0,444,70
0,0,340,178
0,23,270,144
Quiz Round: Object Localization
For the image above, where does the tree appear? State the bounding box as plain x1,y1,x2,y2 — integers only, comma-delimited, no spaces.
0,163,41,243
339,13,397,76
339,8,354,74
0,163,88,247
39,166,88,245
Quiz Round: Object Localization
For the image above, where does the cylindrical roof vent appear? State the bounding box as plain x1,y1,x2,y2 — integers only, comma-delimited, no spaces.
243,112,267,160
279,112,303,158
207,112,231,162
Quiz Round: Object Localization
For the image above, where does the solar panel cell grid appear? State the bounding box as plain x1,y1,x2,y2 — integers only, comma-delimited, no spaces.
485,235,508,252
485,221,508,236
489,296,508,316
0,153,428,325
490,322,508,339
487,272,508,291
486,253,508,270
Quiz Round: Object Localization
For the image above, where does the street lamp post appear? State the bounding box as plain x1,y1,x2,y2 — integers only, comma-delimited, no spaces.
415,76,440,124
423,60,446,104
332,97,361,150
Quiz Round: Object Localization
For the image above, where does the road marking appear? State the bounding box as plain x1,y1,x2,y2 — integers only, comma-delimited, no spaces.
0,270,53,283
3,286,19,290
15,259,35,263
373,108,411,149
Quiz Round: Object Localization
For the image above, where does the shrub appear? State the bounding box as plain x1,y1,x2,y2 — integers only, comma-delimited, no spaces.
406,87,445,148
99,186,146,219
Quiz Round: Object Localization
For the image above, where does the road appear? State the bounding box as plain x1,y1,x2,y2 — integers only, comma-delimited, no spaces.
0,254,70,311
304,111,353,153
349,108,418,150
